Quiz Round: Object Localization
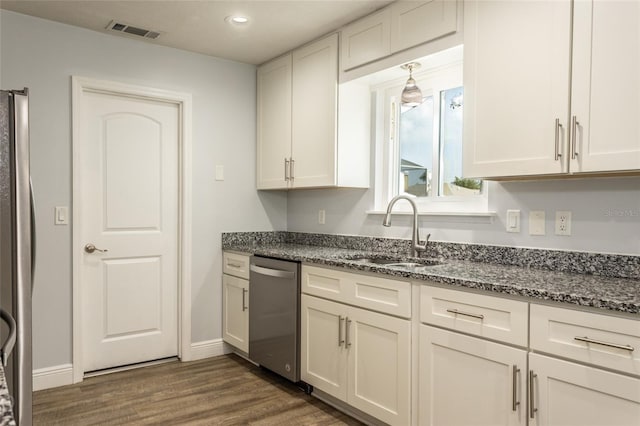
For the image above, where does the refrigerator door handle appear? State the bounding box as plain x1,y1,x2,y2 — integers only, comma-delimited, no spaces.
0,309,16,367
30,178,36,288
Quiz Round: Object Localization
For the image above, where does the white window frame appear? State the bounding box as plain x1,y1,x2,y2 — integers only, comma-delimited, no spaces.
373,60,489,214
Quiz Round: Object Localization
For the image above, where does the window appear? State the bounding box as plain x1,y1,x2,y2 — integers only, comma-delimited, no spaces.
375,53,487,214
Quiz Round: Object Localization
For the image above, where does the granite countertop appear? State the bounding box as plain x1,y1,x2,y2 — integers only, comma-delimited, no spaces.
0,365,15,426
225,242,640,315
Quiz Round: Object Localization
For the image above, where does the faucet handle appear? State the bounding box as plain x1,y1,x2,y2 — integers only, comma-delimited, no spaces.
415,233,431,255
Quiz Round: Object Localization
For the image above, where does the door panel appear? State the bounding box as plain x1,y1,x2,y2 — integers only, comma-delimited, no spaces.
80,90,178,372
419,325,527,426
103,114,161,230
300,295,347,400
348,305,410,426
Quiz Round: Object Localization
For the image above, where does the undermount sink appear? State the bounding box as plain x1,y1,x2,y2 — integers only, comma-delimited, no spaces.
345,256,442,270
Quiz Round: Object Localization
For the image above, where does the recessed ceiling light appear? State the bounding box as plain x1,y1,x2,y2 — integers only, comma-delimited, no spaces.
225,15,249,25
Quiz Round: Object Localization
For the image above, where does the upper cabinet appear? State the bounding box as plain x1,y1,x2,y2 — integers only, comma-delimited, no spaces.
570,0,640,173
257,34,370,190
463,0,640,179
341,0,459,72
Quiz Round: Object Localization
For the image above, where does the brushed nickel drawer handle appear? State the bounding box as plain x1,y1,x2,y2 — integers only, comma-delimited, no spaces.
345,317,352,348
446,308,484,320
338,316,344,347
571,115,579,159
574,336,635,352
227,261,243,268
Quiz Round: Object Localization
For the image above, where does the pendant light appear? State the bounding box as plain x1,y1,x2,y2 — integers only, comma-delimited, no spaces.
400,62,423,107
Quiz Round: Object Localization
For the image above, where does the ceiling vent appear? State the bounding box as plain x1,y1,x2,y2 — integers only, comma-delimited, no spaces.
106,20,162,40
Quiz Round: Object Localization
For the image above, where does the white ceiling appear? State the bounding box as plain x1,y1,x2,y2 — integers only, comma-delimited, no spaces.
0,0,394,65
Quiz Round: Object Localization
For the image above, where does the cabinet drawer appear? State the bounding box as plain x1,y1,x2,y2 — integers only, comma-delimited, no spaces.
223,252,250,279
302,265,411,318
530,304,640,376
420,286,528,346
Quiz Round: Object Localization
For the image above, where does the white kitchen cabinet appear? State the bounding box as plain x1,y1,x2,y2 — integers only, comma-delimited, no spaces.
419,325,527,426
341,8,391,71
301,294,411,426
569,0,640,173
529,353,640,426
257,33,369,190
462,0,571,178
222,273,249,353
389,0,457,53
340,1,459,72
463,0,640,178
256,54,291,189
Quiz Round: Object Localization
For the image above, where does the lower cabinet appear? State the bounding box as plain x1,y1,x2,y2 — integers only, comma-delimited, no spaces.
222,273,249,353
419,325,527,426
301,294,411,426
529,353,640,426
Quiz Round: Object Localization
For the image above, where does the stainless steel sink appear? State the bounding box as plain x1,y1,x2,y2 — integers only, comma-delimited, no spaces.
346,256,442,269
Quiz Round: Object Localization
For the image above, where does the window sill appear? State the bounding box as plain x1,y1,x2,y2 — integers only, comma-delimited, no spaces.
366,210,496,224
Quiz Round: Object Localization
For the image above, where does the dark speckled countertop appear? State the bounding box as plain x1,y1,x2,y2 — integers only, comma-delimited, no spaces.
223,235,640,315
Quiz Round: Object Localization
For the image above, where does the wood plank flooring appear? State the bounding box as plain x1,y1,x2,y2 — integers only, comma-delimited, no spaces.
33,354,363,425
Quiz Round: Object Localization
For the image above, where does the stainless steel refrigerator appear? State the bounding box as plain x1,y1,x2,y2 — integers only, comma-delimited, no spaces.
0,88,34,426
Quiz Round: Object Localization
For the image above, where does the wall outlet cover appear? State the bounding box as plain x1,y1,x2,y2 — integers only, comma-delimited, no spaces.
529,210,545,236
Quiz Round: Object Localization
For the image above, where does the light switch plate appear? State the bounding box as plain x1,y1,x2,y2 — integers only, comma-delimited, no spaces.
506,209,520,233
215,165,224,181
529,210,546,236
55,206,68,225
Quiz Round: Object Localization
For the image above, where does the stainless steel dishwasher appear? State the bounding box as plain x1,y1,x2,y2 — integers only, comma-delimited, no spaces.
249,255,301,383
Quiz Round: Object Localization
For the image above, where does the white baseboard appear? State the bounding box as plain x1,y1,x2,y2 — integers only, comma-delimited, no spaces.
33,364,74,391
189,338,231,361
34,340,229,391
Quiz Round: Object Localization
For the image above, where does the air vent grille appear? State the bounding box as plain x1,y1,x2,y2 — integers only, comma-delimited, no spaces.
106,20,162,40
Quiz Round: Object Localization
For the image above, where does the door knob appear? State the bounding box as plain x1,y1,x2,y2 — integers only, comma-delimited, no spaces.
84,243,108,254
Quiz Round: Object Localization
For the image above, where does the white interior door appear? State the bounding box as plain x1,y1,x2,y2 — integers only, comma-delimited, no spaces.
79,89,179,373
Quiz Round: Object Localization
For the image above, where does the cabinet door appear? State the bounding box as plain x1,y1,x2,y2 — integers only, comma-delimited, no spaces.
390,0,458,53
300,295,348,401
222,274,249,353
462,0,571,178
347,305,411,426
291,34,338,188
256,54,292,189
419,325,527,426
341,8,391,71
529,353,640,426
570,0,640,173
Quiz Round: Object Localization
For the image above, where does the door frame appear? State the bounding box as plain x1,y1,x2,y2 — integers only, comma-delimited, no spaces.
71,76,193,383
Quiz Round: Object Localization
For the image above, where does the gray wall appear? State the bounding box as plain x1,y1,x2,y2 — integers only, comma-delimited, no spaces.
287,179,640,255
0,10,287,370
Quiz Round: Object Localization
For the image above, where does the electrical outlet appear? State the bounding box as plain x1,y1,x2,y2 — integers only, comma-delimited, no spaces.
555,211,572,236
318,209,326,225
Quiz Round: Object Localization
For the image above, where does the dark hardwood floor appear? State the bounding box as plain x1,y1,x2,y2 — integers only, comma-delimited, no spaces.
33,354,363,425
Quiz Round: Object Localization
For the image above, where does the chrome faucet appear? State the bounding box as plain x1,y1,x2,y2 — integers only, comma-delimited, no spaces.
383,195,430,257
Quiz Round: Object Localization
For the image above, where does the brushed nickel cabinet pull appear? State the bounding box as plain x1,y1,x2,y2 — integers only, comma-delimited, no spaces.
290,158,295,181
571,115,579,159
574,336,634,352
529,370,537,419
284,158,290,181
446,308,484,320
512,365,520,411
554,118,562,160
242,288,248,311
227,261,242,268
338,316,344,347
345,317,352,348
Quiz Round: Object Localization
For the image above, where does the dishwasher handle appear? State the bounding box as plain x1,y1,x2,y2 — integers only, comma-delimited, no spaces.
250,264,296,279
